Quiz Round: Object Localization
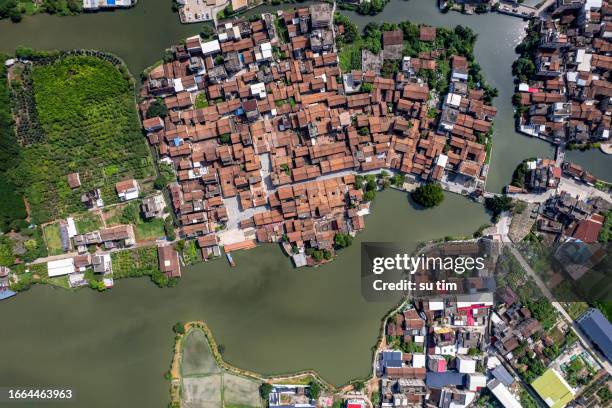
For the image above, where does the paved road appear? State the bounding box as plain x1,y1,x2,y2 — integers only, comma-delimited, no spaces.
508,245,612,375
557,177,612,203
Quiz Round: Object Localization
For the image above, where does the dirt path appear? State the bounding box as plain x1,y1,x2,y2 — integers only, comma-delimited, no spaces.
22,197,31,224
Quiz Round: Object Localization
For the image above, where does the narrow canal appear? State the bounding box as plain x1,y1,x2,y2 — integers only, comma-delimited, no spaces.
1,0,608,185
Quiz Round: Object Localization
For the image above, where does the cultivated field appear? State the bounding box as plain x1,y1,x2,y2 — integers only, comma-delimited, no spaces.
180,329,262,408
223,373,262,408
10,55,154,223
182,375,223,408
181,329,221,377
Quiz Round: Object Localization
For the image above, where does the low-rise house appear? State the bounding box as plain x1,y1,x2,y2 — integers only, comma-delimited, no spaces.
456,355,476,374
158,244,181,278
67,172,81,189
116,179,140,201
141,194,166,219
92,253,112,274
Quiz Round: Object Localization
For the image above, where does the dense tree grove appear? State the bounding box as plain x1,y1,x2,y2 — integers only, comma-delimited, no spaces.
512,20,541,87
0,56,27,232
1,0,82,23
7,54,155,223
334,233,353,249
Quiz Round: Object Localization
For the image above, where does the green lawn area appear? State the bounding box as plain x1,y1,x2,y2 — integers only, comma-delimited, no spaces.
563,302,589,320
135,218,166,241
74,211,103,234
10,55,154,224
339,40,362,72
195,93,209,109
43,222,64,255
182,240,202,265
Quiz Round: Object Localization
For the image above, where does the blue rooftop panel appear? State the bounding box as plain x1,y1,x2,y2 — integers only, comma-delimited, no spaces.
492,365,514,387
577,308,612,362
426,372,465,389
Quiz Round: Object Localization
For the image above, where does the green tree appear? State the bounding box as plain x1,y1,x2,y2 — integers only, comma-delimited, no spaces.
334,233,353,249
512,57,536,82
200,24,216,40
411,183,444,208
219,133,231,144
172,322,185,334
361,82,373,93
484,195,514,219
364,190,376,202
309,381,321,400
259,383,273,399
146,99,168,119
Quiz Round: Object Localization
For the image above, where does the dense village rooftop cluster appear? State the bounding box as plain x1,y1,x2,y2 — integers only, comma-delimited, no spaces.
138,3,497,263
374,238,611,408
501,155,611,244
377,241,501,408
515,0,611,146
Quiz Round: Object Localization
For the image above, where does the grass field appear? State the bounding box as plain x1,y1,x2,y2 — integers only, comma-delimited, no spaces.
134,218,166,241
74,212,103,234
11,55,154,223
43,222,64,255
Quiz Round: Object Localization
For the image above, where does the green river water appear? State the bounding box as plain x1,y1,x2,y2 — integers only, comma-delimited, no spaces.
0,1,609,406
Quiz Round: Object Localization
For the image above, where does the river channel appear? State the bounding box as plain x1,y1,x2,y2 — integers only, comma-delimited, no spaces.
1,0,609,185
0,1,609,407
2,191,488,407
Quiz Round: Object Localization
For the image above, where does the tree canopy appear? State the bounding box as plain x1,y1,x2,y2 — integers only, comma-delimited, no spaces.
411,183,444,208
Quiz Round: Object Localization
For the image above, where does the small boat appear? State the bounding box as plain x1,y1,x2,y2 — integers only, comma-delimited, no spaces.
226,252,236,267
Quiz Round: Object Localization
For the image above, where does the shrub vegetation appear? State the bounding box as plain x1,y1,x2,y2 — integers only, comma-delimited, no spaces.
8,54,154,223
411,183,444,208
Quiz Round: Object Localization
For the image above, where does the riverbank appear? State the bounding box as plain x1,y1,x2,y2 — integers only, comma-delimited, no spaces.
168,321,338,407
1,0,609,188
167,290,413,407
1,191,489,407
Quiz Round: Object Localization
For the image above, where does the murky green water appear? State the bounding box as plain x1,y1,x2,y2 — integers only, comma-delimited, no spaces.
0,1,609,406
566,149,612,182
1,191,488,407
1,0,607,186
